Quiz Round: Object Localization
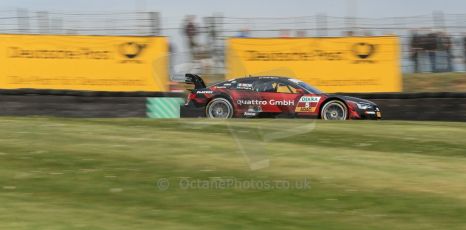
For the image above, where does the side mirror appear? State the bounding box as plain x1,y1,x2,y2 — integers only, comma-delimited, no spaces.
296,88,305,94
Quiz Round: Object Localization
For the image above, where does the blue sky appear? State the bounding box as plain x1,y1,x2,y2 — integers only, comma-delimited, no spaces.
1,0,465,18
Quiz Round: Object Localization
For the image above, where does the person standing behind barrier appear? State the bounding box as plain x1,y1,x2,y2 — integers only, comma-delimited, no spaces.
237,28,250,38
439,32,453,72
183,15,199,58
424,33,439,73
296,30,307,37
279,29,291,38
409,30,422,73
464,36,466,70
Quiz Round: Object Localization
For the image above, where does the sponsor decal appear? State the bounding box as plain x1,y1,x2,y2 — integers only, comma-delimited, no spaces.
297,107,315,112
269,100,295,106
258,76,279,79
246,50,343,61
0,35,169,92
237,99,295,106
299,96,321,103
227,37,401,93
9,47,111,60
295,96,321,113
119,42,147,63
247,105,262,113
244,112,257,116
237,83,253,90
196,91,213,94
352,43,377,64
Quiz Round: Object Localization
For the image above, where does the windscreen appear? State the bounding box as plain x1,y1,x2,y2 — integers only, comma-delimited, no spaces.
289,79,323,94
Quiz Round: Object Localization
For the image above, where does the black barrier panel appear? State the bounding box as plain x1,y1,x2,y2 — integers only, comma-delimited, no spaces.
0,91,465,121
343,92,466,99
345,93,466,121
0,95,146,118
371,98,466,122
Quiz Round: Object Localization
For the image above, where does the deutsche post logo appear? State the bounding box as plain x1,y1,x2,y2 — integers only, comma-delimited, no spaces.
119,42,147,63
352,43,377,63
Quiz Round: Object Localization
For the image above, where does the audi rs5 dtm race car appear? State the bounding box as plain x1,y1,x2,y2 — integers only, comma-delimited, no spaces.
181,74,382,120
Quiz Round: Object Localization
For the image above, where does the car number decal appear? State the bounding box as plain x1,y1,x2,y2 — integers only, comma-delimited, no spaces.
295,96,321,113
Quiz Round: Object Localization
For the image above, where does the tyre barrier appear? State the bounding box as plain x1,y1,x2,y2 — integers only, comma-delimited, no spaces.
0,90,464,121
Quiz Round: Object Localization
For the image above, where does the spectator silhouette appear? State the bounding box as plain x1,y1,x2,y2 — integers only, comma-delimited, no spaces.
439,32,453,72
410,31,453,73
237,28,250,38
409,30,421,73
183,15,199,58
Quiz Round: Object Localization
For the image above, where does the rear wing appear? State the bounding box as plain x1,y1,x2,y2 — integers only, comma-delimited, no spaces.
185,74,206,89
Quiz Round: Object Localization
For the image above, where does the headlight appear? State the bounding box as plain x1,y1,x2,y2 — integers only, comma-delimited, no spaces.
353,102,373,110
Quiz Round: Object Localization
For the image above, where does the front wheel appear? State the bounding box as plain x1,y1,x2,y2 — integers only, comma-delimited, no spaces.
320,100,348,120
206,98,234,119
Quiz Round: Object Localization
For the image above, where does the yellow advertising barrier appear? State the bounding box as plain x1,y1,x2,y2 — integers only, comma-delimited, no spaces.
0,34,169,92
227,37,401,93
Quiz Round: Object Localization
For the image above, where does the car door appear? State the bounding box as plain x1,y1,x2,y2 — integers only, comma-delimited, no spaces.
287,79,325,115
226,78,261,115
253,79,301,114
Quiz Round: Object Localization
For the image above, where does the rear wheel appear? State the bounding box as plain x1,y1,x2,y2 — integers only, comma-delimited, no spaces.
321,100,348,120
206,98,234,119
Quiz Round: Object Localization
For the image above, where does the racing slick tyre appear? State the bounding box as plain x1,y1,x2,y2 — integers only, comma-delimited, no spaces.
321,100,348,120
206,98,234,119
